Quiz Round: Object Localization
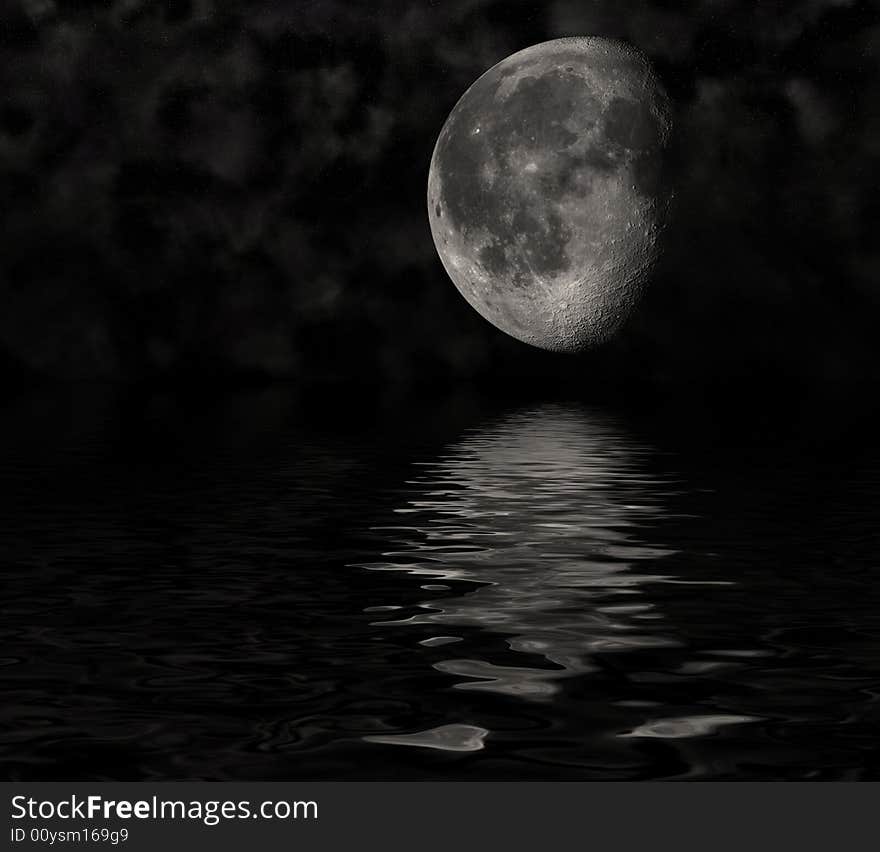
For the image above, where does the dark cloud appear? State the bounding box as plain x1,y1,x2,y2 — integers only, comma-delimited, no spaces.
0,0,878,397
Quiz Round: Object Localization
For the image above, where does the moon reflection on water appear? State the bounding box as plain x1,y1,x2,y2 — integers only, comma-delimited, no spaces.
356,405,702,701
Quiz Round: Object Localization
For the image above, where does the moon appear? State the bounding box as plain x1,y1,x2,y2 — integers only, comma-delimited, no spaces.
427,37,673,352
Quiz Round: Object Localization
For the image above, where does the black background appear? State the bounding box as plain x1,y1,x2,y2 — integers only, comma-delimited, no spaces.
1,0,878,407
4,2,880,787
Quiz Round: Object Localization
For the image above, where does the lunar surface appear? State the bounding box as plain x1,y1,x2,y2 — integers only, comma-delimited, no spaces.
428,38,673,352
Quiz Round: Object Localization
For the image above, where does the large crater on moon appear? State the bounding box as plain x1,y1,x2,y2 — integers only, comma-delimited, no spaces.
428,37,673,352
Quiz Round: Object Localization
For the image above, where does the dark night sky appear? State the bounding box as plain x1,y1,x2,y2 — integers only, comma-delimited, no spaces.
1,0,879,400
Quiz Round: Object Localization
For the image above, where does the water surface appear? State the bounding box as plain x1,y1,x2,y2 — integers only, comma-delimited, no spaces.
2,390,880,779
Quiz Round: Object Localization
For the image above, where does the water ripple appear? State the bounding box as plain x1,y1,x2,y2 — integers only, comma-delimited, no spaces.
5,392,880,779
364,724,489,752
622,715,759,739
355,405,697,700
